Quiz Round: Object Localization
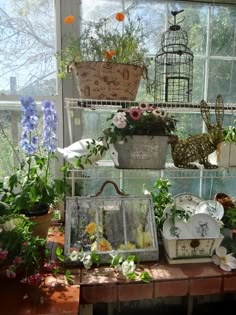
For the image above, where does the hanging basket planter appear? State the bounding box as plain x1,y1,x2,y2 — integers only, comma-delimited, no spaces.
71,61,144,101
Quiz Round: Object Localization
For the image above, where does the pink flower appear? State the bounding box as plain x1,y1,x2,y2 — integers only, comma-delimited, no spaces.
0,248,8,260
112,112,127,129
129,108,142,121
152,109,161,117
28,273,44,286
139,102,149,110
44,260,57,271
6,268,16,278
13,256,22,264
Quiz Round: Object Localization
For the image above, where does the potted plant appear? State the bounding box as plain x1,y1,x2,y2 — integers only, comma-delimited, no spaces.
208,119,236,167
57,12,148,101
101,103,177,169
0,96,64,237
0,212,73,288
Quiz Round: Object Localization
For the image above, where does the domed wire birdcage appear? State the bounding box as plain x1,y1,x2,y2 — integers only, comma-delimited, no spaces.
154,10,194,103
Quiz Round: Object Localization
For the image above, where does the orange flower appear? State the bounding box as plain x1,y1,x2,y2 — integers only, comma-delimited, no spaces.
115,12,125,22
64,15,75,24
98,239,112,251
85,222,96,235
104,51,112,60
104,50,116,60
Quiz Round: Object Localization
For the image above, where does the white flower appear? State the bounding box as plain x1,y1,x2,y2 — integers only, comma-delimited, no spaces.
3,217,23,231
3,220,16,231
69,250,80,262
81,254,93,270
112,112,127,129
121,260,136,277
212,246,236,271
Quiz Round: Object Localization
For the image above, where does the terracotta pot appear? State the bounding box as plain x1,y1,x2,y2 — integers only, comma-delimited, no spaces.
30,209,53,238
72,61,144,101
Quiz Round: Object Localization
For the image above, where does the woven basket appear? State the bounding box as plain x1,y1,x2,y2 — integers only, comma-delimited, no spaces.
71,61,144,101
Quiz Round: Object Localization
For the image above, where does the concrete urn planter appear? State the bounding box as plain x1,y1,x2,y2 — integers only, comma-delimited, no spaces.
109,135,169,169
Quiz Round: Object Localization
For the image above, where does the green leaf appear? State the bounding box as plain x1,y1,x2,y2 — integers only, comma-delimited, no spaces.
140,271,152,283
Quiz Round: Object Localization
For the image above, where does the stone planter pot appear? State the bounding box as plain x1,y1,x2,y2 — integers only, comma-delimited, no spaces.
208,142,236,167
71,61,144,101
110,135,169,169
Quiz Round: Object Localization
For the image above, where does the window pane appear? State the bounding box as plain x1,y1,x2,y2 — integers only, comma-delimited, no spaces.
192,58,205,102
211,5,236,57
81,0,122,21
168,1,208,56
0,0,56,96
208,59,236,103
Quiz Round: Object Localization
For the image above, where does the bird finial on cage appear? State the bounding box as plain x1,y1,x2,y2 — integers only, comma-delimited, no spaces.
169,9,185,28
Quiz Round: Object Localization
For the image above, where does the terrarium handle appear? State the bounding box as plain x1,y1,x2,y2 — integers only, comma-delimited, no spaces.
93,180,127,197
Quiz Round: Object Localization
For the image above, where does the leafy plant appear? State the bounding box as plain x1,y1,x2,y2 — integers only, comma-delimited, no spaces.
145,178,173,231
0,213,74,285
0,214,48,283
110,253,152,283
57,12,149,79
0,96,65,215
74,103,176,169
223,120,236,142
102,103,177,143
223,207,236,229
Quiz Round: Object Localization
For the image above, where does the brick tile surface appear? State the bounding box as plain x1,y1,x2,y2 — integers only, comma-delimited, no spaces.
223,275,236,292
118,283,153,301
189,277,222,296
81,285,117,303
154,280,188,297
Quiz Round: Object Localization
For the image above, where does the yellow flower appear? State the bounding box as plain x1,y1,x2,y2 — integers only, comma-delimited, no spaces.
118,242,136,250
85,222,96,235
136,226,153,248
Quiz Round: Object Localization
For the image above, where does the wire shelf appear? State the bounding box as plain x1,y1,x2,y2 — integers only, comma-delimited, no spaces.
64,98,236,113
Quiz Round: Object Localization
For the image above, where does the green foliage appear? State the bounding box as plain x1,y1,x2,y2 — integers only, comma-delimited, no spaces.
223,120,236,142
0,153,65,214
149,178,173,231
57,13,148,79
110,253,151,283
0,213,49,280
223,207,236,229
102,106,177,145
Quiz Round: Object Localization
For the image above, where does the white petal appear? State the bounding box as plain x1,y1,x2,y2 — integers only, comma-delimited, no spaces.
212,254,221,266
226,255,236,269
220,262,232,272
215,246,227,257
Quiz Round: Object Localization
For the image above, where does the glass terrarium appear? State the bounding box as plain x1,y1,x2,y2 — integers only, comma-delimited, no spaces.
64,182,159,263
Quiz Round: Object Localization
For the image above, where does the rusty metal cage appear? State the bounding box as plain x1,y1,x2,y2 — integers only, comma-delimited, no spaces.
154,10,194,103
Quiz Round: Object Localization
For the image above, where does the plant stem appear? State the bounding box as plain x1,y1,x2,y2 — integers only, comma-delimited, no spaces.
0,121,21,164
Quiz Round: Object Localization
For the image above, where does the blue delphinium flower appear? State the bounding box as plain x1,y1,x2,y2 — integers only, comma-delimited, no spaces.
41,100,58,153
20,96,39,155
